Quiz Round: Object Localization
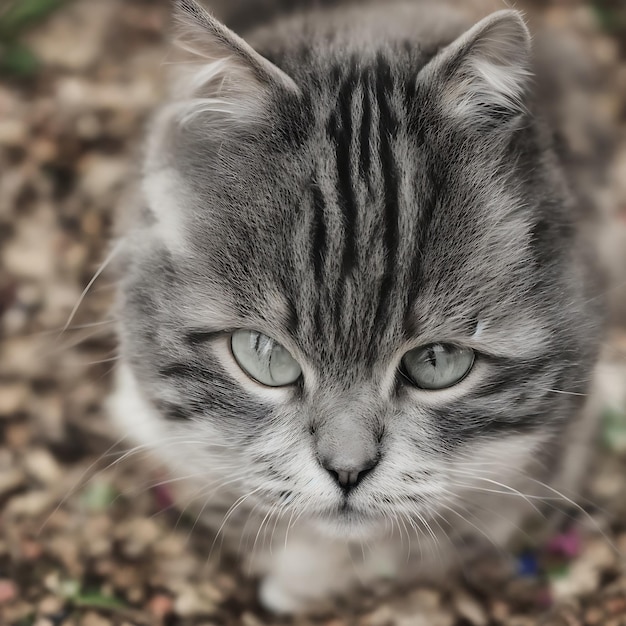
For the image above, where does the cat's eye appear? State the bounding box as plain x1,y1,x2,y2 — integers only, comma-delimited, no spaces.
401,343,474,390
231,330,302,387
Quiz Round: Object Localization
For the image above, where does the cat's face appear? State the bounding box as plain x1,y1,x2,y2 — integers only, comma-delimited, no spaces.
115,1,601,537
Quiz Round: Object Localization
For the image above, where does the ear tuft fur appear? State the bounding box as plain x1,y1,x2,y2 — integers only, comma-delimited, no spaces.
168,0,299,124
421,10,532,128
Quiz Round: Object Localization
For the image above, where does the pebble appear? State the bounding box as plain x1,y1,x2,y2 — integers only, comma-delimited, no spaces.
551,558,600,600
240,613,268,626
363,605,397,626
0,469,25,497
79,155,130,199
20,538,43,561
147,593,173,619
5,490,54,518
47,536,81,575
584,607,605,624
0,120,27,146
116,518,161,558
586,538,617,569
504,618,536,626
82,519,113,557
25,0,117,72
79,611,112,626
397,611,454,626
4,421,32,450
198,581,225,604
174,585,217,617
0,579,18,604
606,596,626,615
38,594,64,616
24,448,63,486
454,592,488,626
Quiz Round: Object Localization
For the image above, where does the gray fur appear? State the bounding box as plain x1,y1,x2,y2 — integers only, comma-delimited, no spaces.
110,0,604,612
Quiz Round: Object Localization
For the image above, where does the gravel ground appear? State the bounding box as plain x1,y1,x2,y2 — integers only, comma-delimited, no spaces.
1,1,626,625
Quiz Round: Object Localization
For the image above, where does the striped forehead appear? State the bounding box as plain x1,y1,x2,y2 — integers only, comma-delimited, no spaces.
290,56,433,368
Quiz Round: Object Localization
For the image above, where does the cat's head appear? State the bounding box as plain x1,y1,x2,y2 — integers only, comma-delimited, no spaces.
114,0,602,537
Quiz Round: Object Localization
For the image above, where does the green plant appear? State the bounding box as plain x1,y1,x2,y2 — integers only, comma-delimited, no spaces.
0,0,70,76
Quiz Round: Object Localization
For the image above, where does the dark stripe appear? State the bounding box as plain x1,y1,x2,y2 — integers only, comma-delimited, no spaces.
185,330,221,346
373,56,400,332
433,406,548,440
327,67,358,279
404,160,440,312
310,181,327,283
158,363,212,380
158,401,194,421
359,70,372,180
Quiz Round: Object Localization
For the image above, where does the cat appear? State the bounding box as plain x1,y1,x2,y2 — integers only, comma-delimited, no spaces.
109,0,605,613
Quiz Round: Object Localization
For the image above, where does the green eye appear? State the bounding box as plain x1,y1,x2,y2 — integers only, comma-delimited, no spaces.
231,330,302,387
401,343,474,390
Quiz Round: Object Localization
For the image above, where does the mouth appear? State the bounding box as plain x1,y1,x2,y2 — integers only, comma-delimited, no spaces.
310,501,387,538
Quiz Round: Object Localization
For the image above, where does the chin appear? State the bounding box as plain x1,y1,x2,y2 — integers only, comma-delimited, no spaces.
310,504,388,540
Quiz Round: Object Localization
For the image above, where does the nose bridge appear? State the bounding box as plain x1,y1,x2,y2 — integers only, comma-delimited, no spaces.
315,399,381,469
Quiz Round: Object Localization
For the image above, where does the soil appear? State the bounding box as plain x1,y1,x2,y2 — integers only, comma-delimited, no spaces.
1,1,625,625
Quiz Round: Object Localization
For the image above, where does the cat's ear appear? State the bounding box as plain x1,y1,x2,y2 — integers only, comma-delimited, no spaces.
170,0,299,120
420,10,532,128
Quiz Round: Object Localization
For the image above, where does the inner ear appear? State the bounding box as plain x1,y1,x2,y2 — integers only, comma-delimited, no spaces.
419,10,532,128
170,0,300,115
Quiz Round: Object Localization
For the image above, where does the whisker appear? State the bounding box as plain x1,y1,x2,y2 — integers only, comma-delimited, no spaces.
537,388,588,397
58,240,123,339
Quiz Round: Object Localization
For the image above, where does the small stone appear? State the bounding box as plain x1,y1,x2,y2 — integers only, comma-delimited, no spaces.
363,605,396,626
147,593,173,619
5,490,54,518
47,537,82,576
82,516,113,557
0,468,25,497
76,113,102,139
43,572,60,593
4,421,32,449
126,586,144,604
550,558,600,600
80,611,112,626
25,0,117,72
198,582,224,604
0,383,28,416
174,586,216,617
585,538,616,569
20,538,43,561
454,592,488,626
30,138,58,164
111,565,141,590
505,618,535,626
606,596,626,615
406,588,441,609
584,607,605,624
397,611,454,626
0,579,18,604
116,518,161,557
79,155,129,199
24,448,63,486
240,612,265,626
0,120,27,146
38,594,64,616
489,600,510,620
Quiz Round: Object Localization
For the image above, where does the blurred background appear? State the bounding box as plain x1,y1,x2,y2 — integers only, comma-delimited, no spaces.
0,1,625,625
